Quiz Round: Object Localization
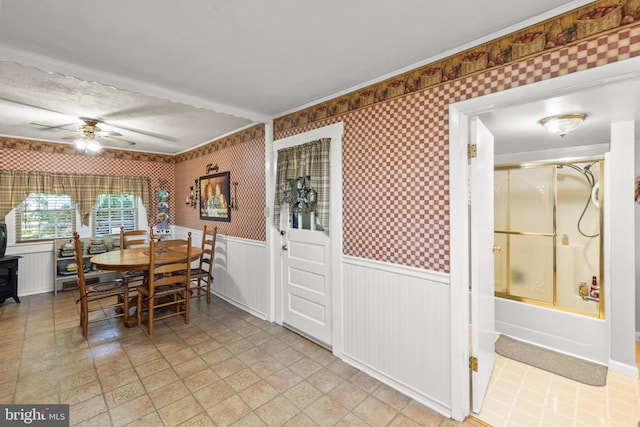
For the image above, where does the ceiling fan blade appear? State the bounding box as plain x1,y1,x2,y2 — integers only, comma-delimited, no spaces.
62,134,85,140
98,120,177,142
101,135,136,146
100,105,177,121
0,96,70,116
97,130,123,137
31,121,79,131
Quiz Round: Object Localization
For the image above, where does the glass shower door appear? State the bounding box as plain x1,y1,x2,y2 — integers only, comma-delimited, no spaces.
494,162,602,317
494,167,555,304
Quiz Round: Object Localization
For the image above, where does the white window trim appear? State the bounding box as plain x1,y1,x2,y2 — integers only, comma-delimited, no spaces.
4,198,148,246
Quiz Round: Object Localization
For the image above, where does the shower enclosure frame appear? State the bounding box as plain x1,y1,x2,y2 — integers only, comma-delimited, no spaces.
494,159,604,319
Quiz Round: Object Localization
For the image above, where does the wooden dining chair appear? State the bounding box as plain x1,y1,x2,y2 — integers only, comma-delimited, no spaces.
137,233,192,335
120,227,148,248
119,227,149,288
178,225,216,303
73,232,137,336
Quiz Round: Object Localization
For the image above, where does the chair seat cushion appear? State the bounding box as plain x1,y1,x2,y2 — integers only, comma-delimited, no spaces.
123,270,145,279
140,283,186,297
176,268,211,278
86,279,126,294
156,284,185,292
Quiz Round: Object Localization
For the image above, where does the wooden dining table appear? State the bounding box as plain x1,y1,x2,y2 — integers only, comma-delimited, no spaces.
90,245,203,273
90,245,203,326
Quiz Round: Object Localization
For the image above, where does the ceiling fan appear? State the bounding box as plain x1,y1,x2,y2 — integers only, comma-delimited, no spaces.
33,118,136,153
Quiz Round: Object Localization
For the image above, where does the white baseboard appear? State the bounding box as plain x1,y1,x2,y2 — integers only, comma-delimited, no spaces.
608,359,639,378
211,290,267,321
341,353,451,419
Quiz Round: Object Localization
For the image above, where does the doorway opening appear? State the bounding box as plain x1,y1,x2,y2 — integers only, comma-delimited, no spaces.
449,56,640,420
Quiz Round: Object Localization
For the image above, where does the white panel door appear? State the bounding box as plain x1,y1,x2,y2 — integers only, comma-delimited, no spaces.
282,226,331,347
470,116,496,413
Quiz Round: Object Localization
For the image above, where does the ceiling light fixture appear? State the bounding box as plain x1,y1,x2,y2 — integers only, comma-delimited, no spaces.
74,133,102,153
538,113,588,137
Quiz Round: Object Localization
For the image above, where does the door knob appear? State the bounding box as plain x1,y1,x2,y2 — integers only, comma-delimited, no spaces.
282,244,288,251
492,246,502,253
280,230,286,236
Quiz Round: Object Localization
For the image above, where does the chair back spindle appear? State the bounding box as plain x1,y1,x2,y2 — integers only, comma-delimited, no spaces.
138,233,192,334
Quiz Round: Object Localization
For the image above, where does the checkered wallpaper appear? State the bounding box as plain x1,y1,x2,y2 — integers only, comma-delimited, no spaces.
275,25,640,273
175,128,266,242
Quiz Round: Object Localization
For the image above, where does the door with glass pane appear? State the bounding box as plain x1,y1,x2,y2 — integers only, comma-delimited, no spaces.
275,139,333,348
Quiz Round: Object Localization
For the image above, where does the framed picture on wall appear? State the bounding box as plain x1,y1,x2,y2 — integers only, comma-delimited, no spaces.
199,171,231,222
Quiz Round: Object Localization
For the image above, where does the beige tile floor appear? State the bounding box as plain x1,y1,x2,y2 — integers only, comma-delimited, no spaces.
477,344,640,427
4,291,638,426
0,292,483,426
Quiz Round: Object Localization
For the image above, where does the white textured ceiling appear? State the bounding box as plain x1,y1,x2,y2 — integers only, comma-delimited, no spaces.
0,0,610,154
0,62,253,153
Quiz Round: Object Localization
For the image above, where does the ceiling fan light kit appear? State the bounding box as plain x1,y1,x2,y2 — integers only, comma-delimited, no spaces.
33,117,137,152
75,137,102,153
538,113,588,137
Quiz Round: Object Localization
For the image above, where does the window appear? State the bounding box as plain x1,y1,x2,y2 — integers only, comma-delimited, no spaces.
16,194,76,241
93,194,137,236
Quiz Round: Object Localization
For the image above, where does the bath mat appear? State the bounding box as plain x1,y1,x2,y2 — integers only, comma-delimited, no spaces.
495,335,607,386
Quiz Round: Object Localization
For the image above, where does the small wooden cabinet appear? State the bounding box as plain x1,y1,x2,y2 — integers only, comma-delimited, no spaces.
53,236,118,295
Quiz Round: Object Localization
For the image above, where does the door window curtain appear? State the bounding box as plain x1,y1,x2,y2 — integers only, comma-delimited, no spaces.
0,170,149,226
273,138,330,231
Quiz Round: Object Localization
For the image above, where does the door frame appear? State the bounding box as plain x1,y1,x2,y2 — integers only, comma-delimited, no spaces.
448,57,640,420
270,122,344,357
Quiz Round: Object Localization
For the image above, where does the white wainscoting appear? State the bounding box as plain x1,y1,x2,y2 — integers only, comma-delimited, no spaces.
6,241,55,296
174,226,269,320
342,256,452,416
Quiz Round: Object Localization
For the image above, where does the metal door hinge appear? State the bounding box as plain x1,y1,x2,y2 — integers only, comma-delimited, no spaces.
469,356,478,372
467,144,477,159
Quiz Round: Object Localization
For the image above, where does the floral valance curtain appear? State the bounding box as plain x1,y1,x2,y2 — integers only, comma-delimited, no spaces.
0,170,149,226
273,138,330,231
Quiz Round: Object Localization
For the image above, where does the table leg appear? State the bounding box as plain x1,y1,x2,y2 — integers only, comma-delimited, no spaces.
116,295,140,327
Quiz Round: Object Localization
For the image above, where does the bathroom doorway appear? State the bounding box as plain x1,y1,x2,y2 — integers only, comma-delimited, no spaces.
448,56,640,419
494,160,604,318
